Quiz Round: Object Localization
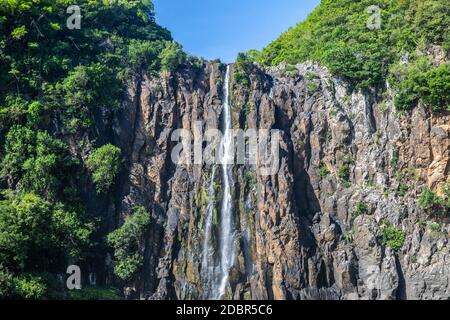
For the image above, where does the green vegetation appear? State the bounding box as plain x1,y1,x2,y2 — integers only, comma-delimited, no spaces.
390,57,449,111
160,41,186,73
86,144,122,193
67,286,121,300
305,71,320,95
396,182,408,197
255,0,449,111
353,201,370,217
338,159,352,188
233,52,252,87
381,225,405,252
0,0,179,298
418,183,450,216
343,227,355,244
245,171,256,192
107,206,151,280
13,274,47,299
195,187,209,208
319,163,329,178
281,64,300,77
0,192,93,299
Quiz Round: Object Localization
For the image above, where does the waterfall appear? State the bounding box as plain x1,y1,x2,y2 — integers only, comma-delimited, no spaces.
200,65,236,300
217,65,236,298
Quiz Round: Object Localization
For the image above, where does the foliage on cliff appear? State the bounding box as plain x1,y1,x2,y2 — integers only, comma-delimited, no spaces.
0,0,176,299
107,206,151,281
256,0,449,111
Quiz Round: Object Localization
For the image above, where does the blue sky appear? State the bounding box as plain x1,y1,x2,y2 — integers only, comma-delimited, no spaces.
153,0,321,63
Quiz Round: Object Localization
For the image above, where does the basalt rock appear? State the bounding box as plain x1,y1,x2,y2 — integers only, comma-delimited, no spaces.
104,58,449,300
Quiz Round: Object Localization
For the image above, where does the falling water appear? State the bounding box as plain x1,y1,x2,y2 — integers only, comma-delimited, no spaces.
200,65,236,299
217,65,236,298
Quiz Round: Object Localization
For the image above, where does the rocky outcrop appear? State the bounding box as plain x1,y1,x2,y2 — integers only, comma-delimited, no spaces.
106,59,449,300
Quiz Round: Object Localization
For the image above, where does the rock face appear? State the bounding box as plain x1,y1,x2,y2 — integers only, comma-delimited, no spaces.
105,60,449,300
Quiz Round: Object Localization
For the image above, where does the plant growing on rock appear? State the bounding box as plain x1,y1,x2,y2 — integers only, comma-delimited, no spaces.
159,41,186,73
107,206,151,281
353,201,370,217
281,64,299,77
86,144,122,193
338,162,351,188
391,58,449,112
418,184,450,216
234,52,252,87
319,163,329,178
381,225,405,252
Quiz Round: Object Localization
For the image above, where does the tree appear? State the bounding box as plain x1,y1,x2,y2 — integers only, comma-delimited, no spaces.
423,63,450,112
107,206,151,280
0,126,71,199
0,191,93,299
257,0,449,95
159,41,186,73
86,144,122,193
0,0,176,299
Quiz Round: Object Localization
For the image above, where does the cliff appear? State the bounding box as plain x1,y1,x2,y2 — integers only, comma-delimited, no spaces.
103,59,449,300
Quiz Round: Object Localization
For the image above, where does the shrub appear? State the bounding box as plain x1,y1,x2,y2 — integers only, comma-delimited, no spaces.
396,182,408,197
338,163,351,187
11,25,27,39
187,55,203,73
86,144,122,193
418,185,450,216
281,64,299,77
319,163,329,178
0,269,14,297
353,201,369,217
62,63,121,110
245,171,256,191
0,192,93,275
418,187,441,210
234,52,252,87
307,81,319,95
107,206,151,280
428,222,441,233
159,41,186,73
14,274,46,300
127,39,164,72
381,226,405,252
0,126,72,199
391,58,449,112
67,286,121,300
338,164,349,180
422,63,450,112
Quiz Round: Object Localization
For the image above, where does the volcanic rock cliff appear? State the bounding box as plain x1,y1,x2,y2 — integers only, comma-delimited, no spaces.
101,58,449,300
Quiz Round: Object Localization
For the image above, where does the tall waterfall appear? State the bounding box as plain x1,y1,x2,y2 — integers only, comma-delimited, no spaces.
217,65,236,298
200,65,236,299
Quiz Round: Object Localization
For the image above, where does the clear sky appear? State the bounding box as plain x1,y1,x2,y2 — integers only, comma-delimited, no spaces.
153,0,321,63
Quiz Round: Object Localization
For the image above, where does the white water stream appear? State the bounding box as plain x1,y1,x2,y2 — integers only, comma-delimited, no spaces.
200,66,236,299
